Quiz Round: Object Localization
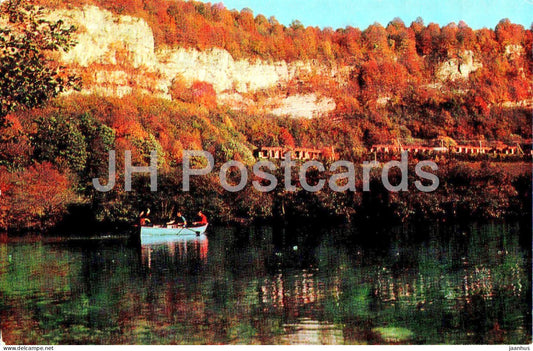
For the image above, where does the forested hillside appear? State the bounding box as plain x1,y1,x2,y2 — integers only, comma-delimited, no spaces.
0,0,531,231
34,0,532,140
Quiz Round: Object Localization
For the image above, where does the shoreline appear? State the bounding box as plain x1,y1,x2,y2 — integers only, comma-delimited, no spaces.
1,215,530,241
1,103,530,235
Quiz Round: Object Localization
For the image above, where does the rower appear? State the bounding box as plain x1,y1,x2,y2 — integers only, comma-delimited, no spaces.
192,211,208,226
166,211,187,227
139,209,151,226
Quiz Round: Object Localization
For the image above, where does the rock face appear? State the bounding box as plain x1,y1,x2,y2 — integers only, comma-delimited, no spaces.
268,94,336,119
156,47,291,94
51,6,515,117
505,44,524,56
436,50,483,81
51,6,157,69
50,6,341,118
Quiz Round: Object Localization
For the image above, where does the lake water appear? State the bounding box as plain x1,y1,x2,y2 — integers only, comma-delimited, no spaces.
0,222,530,345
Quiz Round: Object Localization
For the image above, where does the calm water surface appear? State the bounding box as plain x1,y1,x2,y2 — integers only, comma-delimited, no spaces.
0,222,530,344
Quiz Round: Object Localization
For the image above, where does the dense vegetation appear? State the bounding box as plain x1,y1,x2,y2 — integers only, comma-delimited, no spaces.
29,0,531,143
0,0,531,233
1,94,530,232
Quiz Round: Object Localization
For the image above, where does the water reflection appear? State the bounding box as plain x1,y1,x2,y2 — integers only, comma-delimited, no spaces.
0,222,530,345
141,235,208,269
281,318,343,344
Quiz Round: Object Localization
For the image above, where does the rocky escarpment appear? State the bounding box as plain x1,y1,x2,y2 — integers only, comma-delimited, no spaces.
436,50,483,81
50,6,340,117
49,6,527,117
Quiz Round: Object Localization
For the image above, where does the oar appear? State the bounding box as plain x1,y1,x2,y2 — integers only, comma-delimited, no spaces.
185,225,202,236
175,226,186,236
174,225,199,236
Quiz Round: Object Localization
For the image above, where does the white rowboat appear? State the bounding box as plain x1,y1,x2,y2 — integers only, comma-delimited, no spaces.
140,224,208,238
140,232,207,246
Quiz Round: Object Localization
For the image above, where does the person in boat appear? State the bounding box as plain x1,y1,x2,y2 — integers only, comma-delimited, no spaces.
166,211,187,227
192,211,208,226
139,208,151,226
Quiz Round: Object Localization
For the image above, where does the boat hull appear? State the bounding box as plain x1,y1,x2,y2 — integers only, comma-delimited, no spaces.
140,224,208,238
140,233,207,246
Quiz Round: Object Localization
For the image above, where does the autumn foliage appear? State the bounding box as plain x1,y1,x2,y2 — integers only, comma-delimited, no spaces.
27,0,531,136
0,0,531,231
0,163,75,231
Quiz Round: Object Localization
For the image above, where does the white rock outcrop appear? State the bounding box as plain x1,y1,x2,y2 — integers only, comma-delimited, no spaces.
505,44,524,59
156,47,292,94
51,6,157,69
436,50,482,81
50,6,339,118
269,94,336,119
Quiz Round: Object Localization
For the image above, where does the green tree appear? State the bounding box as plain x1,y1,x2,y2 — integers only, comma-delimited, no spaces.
0,0,80,120
77,113,115,190
32,114,88,174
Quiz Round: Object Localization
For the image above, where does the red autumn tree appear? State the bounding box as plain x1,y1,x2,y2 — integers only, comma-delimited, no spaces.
279,128,296,148
190,81,217,109
495,19,525,45
3,163,75,230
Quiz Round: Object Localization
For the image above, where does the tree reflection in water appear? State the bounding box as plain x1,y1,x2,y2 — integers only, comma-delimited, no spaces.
141,236,208,269
0,222,530,344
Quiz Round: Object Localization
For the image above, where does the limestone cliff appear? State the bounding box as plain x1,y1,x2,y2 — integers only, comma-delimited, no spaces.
48,5,526,118
436,50,483,81
49,6,341,117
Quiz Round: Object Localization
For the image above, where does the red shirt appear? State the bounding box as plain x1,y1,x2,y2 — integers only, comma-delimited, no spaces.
197,213,208,225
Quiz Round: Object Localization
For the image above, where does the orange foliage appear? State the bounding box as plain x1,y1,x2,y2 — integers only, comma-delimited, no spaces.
0,168,11,231
8,1,533,152
190,81,217,109
170,78,217,109
1,163,74,230
495,19,525,45
0,114,32,168
279,128,296,148
29,0,530,119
